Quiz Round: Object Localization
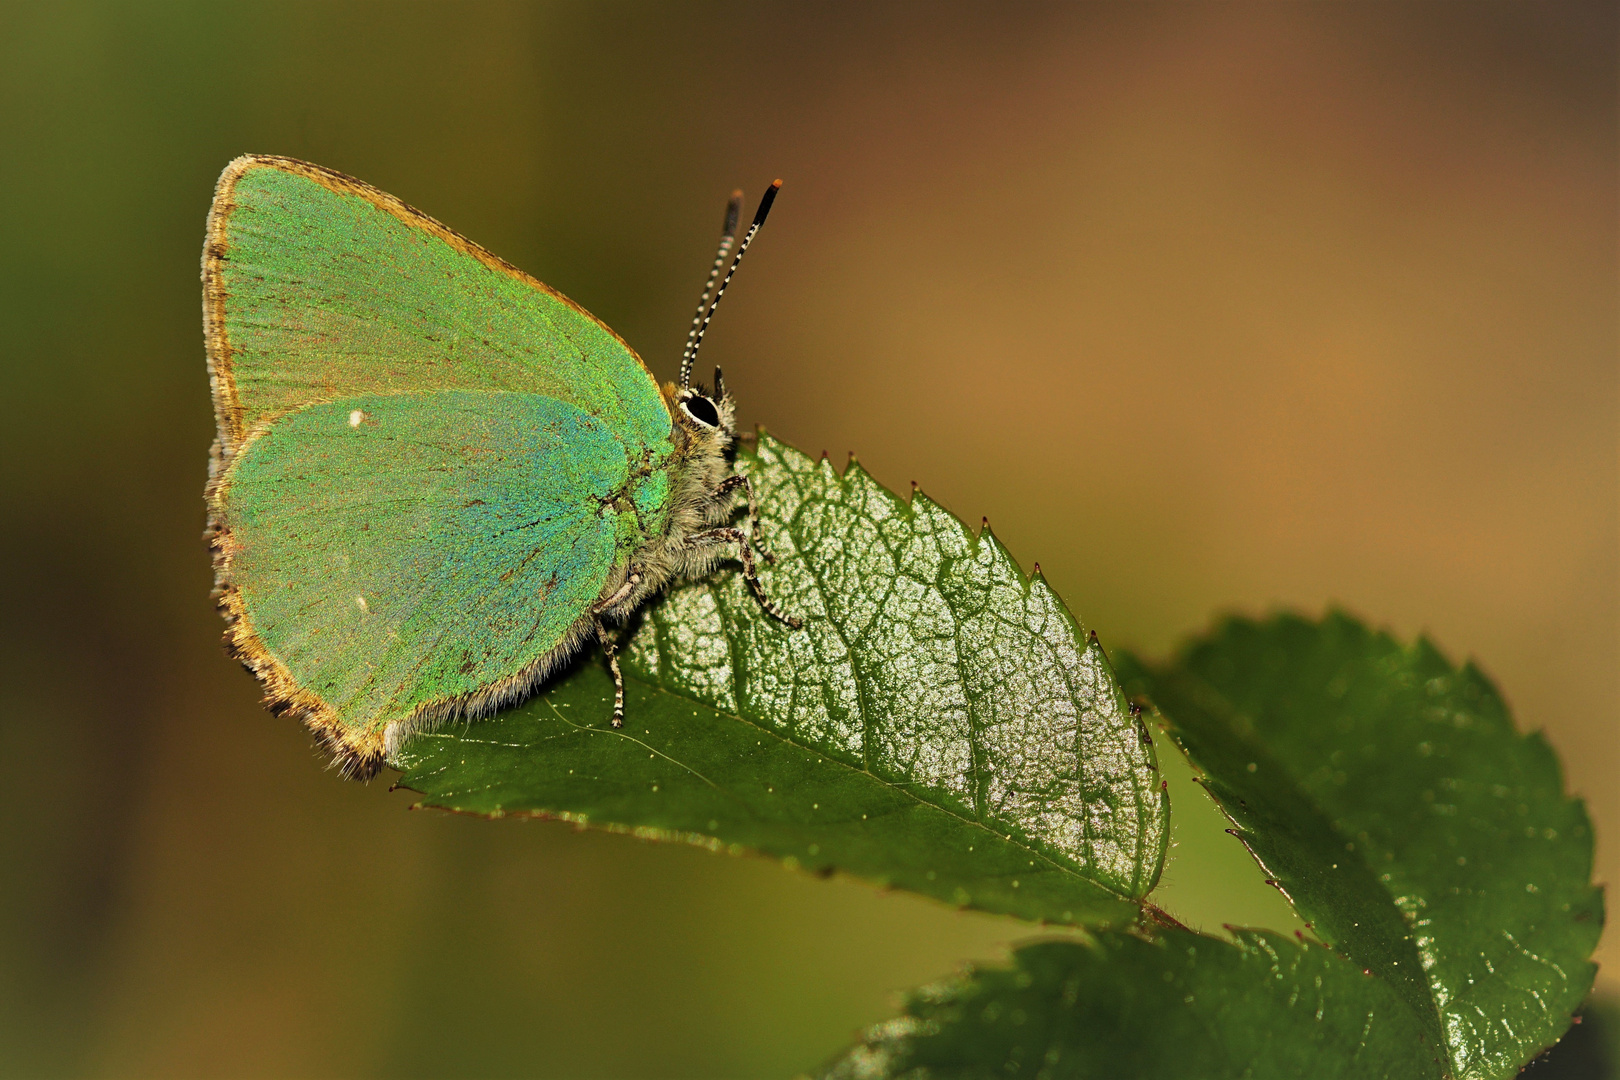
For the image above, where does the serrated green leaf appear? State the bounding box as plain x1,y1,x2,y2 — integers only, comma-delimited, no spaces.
1122,612,1603,1079
394,433,1168,926
818,927,1443,1080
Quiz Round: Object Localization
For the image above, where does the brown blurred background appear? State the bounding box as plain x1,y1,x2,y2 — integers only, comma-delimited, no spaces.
1,2,1613,1077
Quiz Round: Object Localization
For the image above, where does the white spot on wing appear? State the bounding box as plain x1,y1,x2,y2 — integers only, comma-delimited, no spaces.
356,595,369,613
349,409,365,427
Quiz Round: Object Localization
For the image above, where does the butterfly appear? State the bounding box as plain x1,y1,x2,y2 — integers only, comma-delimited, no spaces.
203,156,799,779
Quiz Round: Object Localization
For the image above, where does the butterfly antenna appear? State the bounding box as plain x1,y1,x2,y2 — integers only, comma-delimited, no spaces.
680,191,743,390
681,179,782,389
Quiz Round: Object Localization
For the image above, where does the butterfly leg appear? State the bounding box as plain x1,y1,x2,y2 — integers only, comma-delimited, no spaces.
595,619,625,728
594,569,644,615
714,474,774,563
690,526,802,629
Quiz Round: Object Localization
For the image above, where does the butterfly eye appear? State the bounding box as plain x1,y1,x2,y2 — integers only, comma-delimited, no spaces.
681,394,721,428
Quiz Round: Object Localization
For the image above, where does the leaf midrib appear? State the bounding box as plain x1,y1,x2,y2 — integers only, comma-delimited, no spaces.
629,669,1123,892
1161,663,1454,1069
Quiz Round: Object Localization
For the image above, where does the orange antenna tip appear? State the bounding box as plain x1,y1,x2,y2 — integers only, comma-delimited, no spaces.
751,180,781,226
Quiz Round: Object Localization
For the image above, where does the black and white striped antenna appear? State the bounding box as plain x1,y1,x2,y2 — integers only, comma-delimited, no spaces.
679,179,782,390
678,191,741,390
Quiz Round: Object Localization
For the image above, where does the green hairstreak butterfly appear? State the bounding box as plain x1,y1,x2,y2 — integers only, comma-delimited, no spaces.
203,156,798,779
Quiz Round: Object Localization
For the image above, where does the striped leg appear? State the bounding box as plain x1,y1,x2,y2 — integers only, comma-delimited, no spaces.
596,619,625,727
715,474,774,562
691,526,802,628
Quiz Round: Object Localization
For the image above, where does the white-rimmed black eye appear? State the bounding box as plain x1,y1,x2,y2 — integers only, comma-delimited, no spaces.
681,394,721,428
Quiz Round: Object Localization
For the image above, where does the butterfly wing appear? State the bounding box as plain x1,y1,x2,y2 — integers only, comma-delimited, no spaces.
216,390,636,774
204,157,682,774
204,155,673,461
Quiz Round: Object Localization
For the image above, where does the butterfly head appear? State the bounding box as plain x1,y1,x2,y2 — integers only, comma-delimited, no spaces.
669,365,737,446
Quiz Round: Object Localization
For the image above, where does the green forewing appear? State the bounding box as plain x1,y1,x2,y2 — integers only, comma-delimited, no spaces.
221,390,649,734
213,160,671,456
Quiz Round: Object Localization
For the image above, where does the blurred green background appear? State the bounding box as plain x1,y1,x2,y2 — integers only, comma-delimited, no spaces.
1,2,1613,1077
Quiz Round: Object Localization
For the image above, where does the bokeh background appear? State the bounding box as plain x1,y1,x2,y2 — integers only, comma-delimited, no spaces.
2,2,1614,1077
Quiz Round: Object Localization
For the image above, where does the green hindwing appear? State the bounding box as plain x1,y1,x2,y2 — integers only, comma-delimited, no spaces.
217,392,655,759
